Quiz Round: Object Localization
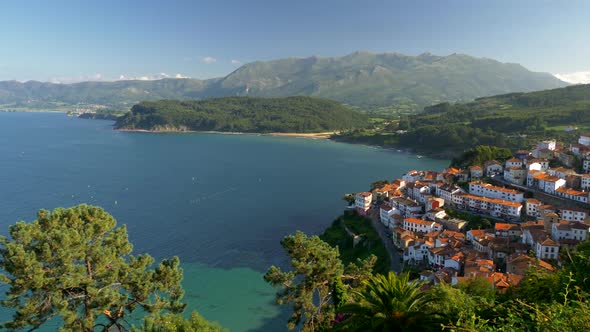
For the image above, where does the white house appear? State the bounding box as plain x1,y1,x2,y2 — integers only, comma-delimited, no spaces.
526,158,550,172
454,193,522,219
425,208,447,221
469,166,483,179
551,220,589,242
583,159,590,173
538,140,556,151
548,167,577,180
559,207,588,222
379,203,399,227
428,246,458,269
581,174,590,190
409,182,431,204
503,167,527,185
403,240,432,263
469,181,524,203
404,240,433,263
525,198,542,218
505,158,523,169
543,177,567,194
390,197,423,218
484,160,504,177
355,192,372,216
402,170,422,183
555,188,589,204
495,223,521,238
529,173,567,194
579,134,590,147
402,218,443,234
436,183,464,204
535,237,559,260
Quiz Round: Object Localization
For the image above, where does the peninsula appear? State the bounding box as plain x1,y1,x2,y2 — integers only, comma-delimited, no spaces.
113,96,368,133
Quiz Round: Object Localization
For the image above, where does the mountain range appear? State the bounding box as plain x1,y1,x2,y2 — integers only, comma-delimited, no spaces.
0,51,567,113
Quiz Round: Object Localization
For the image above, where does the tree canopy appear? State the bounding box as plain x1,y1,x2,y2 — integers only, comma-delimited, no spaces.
0,205,188,332
115,96,369,133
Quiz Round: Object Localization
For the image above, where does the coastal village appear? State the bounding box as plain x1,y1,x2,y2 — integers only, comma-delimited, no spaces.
353,133,590,290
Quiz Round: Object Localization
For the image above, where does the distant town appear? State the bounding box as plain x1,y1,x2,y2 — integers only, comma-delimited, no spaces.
353,133,590,290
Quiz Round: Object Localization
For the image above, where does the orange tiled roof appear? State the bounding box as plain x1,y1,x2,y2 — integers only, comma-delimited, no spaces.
556,187,587,196
470,181,521,195
469,229,486,238
495,223,519,231
459,193,522,208
445,167,462,175
540,238,559,246
404,218,439,227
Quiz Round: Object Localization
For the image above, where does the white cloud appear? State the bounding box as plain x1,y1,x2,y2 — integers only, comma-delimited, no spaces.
554,71,590,84
49,73,104,84
201,56,217,64
118,73,190,81
231,59,242,65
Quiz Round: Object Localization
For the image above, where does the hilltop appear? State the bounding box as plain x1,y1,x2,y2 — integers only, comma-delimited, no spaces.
114,96,369,133
335,84,590,157
0,52,566,113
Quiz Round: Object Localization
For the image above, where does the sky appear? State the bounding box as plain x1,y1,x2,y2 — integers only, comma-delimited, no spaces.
0,0,589,83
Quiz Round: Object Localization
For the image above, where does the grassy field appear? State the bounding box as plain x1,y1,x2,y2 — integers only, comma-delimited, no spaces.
320,212,390,275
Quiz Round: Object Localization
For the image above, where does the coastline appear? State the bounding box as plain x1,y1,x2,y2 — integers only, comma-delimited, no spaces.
114,127,453,159
115,128,337,139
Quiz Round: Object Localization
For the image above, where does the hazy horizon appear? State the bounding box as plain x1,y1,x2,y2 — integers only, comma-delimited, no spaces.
1,0,589,84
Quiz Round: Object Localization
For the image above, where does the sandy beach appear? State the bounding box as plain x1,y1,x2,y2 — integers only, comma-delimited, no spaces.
116,128,337,139
267,131,337,139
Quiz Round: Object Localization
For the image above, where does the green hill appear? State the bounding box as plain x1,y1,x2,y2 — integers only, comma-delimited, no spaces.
335,84,590,157
114,96,369,133
0,52,566,113
218,52,566,112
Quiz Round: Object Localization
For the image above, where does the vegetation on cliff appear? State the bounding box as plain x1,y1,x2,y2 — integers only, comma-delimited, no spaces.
335,84,590,157
266,229,590,332
0,204,223,332
114,96,369,133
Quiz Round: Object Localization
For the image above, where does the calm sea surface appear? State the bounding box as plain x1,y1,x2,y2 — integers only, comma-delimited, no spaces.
0,112,447,331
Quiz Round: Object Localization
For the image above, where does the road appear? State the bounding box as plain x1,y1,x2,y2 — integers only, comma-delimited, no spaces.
369,209,402,273
491,175,590,210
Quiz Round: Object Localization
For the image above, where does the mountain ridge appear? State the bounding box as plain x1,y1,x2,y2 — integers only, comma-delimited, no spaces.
0,51,567,113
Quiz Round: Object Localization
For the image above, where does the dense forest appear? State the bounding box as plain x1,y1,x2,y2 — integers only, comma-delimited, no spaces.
114,96,369,133
335,84,590,157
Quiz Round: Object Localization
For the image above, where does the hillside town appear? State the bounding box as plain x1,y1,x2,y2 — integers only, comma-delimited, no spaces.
353,134,590,290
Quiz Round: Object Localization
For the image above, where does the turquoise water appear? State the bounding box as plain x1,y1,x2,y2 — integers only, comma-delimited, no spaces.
0,112,447,331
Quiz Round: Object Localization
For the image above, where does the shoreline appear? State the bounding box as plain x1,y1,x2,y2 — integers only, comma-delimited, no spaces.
114,127,451,159
115,128,337,139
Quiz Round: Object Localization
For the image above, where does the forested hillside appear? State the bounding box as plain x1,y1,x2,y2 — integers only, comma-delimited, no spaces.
114,96,368,133
335,84,590,157
0,52,566,113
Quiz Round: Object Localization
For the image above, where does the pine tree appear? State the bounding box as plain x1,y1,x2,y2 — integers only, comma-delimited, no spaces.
0,204,186,332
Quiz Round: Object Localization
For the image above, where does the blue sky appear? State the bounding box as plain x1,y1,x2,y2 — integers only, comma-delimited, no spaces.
0,0,589,83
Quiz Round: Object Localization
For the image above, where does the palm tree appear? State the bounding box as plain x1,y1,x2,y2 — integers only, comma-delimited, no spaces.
334,272,441,331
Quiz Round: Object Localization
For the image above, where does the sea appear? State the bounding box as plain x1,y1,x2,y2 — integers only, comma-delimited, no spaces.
0,112,448,331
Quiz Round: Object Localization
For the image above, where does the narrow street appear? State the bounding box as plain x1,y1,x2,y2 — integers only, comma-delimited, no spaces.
369,209,402,273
